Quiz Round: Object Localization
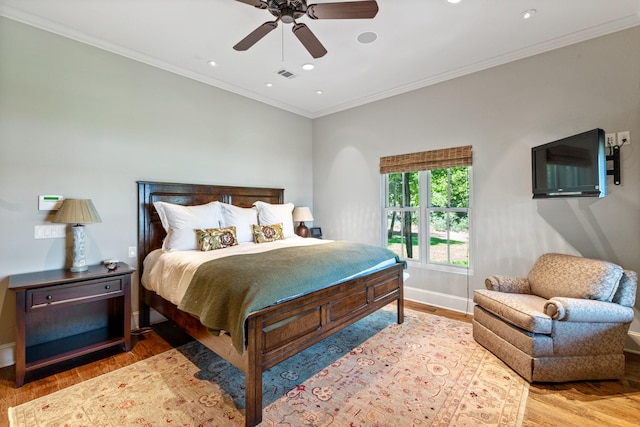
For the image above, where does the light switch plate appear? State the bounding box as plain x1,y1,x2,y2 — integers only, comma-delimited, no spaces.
34,224,67,239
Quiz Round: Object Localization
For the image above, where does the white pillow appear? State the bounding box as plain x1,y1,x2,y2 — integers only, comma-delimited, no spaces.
153,201,221,251
219,203,259,243
253,201,295,238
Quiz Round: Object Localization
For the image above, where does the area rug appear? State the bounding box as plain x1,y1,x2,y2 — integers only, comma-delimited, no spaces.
8,308,528,426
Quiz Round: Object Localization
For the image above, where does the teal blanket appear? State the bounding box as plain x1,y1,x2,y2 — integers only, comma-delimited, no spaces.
177,241,399,354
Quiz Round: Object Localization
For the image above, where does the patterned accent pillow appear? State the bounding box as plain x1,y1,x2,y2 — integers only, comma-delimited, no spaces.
195,227,238,251
252,223,285,243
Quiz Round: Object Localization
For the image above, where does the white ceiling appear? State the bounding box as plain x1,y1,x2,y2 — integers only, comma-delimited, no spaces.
2,0,640,118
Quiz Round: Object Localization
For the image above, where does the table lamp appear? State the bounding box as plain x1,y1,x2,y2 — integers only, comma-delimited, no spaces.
52,199,102,272
292,206,313,238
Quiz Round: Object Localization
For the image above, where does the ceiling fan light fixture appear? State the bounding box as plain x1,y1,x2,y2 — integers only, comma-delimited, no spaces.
522,9,536,19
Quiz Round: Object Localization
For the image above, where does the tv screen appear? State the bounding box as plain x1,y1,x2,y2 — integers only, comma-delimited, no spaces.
531,128,606,198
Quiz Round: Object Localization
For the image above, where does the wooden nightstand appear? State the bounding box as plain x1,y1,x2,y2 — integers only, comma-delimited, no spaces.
9,262,135,387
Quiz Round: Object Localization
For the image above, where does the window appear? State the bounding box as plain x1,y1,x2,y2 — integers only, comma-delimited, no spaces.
380,146,472,272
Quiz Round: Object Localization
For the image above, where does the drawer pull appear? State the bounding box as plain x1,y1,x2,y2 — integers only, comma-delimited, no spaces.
105,285,111,290
46,295,53,300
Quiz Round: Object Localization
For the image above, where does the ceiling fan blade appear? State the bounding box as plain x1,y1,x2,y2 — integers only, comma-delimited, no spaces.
292,23,327,58
307,1,379,19
235,0,267,8
233,21,278,51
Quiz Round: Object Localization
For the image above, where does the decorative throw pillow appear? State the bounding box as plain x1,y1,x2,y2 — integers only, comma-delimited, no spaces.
195,227,238,251
252,223,285,243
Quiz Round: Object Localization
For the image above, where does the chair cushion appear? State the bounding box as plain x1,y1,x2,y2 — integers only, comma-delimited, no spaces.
473,306,554,356
473,289,552,334
527,253,623,301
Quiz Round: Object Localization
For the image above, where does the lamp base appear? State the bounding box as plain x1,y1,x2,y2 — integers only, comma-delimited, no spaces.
296,222,309,238
70,225,88,272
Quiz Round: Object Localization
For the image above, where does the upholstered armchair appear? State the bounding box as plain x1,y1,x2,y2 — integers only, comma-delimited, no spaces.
473,253,637,382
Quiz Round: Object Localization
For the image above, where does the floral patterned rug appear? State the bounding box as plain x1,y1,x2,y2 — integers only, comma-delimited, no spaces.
8,308,528,426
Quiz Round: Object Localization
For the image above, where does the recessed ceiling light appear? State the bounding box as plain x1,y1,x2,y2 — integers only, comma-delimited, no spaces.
522,9,536,19
207,60,217,67
315,90,323,95
265,82,273,87
302,63,315,71
357,31,377,44
446,0,462,4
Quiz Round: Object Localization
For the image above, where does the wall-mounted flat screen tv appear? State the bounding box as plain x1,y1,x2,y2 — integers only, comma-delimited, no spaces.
531,128,606,199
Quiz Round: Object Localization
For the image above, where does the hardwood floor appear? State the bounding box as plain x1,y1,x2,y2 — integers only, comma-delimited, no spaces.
1,302,639,426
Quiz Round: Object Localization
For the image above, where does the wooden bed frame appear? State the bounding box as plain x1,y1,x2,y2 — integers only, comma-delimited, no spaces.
137,181,404,426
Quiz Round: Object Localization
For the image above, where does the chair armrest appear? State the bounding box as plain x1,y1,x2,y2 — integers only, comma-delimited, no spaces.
485,275,530,294
612,269,638,307
544,297,635,323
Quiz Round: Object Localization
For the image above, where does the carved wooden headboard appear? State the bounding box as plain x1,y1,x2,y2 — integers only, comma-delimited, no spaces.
136,181,284,274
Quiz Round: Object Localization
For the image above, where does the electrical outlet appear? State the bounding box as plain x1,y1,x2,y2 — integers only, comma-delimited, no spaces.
617,131,630,146
128,246,137,258
605,133,616,147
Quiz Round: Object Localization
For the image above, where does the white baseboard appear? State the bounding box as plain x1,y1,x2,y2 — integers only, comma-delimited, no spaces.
131,309,167,331
404,285,474,315
626,330,640,355
0,342,14,370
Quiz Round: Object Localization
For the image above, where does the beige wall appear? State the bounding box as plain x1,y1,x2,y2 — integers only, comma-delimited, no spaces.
0,18,313,355
312,26,640,348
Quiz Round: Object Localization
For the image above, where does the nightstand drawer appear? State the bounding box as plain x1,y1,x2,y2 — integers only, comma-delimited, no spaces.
27,278,123,309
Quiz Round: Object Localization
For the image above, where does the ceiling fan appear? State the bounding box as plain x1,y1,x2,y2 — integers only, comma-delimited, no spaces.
233,0,379,58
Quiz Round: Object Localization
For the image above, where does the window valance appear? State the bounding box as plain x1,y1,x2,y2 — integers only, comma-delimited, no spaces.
379,145,472,174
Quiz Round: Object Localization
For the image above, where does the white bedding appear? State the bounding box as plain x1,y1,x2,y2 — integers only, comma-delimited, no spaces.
141,237,397,306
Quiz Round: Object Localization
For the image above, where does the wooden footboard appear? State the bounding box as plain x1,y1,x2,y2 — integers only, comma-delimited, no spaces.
243,262,403,426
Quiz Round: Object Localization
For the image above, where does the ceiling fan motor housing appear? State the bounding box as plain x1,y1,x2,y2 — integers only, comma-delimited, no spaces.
268,0,308,23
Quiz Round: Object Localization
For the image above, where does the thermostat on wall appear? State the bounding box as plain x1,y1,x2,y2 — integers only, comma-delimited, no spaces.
39,195,64,211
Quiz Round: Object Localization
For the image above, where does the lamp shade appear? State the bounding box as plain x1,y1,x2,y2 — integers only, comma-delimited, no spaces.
52,199,102,225
292,206,314,222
